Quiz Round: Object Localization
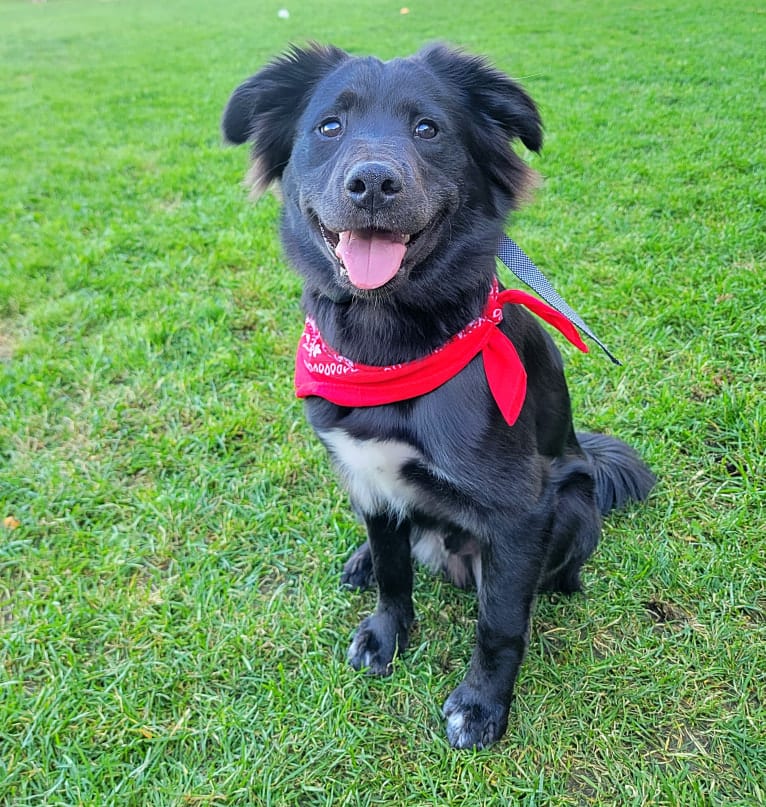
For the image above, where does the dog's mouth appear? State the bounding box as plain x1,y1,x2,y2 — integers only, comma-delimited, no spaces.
318,221,418,291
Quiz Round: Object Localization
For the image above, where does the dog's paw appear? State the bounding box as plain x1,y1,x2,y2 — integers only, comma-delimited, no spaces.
347,613,407,676
442,683,509,750
341,542,376,591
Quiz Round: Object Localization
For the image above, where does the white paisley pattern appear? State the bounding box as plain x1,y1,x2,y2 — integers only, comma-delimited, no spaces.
300,280,505,377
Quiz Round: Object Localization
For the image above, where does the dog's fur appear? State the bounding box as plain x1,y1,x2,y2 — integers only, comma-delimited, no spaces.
222,43,655,749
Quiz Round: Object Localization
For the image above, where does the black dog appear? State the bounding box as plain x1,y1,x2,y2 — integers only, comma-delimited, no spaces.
222,43,654,749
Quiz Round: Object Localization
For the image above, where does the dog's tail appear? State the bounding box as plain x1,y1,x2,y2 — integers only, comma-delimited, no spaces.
578,432,655,516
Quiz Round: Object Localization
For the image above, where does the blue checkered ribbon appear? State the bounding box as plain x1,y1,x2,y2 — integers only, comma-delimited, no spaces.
497,234,620,364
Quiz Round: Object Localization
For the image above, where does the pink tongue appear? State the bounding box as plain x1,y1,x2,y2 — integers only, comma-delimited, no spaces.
335,230,406,290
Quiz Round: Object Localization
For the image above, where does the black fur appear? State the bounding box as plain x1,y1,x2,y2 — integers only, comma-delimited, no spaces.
223,43,655,749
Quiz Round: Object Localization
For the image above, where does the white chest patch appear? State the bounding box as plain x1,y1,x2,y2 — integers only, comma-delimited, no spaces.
318,428,423,515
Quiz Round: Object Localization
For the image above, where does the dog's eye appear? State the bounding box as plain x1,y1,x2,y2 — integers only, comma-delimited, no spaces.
414,120,438,140
318,118,343,138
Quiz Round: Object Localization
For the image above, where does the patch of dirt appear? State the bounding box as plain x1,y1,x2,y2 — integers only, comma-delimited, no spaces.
0,330,14,361
644,599,705,635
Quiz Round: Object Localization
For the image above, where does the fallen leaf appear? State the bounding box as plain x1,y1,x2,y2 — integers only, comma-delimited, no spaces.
3,516,20,530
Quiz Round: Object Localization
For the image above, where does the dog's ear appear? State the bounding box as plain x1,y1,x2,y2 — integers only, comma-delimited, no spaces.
222,43,349,194
418,44,543,204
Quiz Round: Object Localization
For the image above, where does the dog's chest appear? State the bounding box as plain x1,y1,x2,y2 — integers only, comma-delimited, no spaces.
318,427,424,515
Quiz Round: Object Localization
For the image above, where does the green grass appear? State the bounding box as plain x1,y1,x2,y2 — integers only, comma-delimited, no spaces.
1,0,764,804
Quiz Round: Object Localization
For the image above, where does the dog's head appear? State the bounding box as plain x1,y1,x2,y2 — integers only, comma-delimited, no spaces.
223,44,542,298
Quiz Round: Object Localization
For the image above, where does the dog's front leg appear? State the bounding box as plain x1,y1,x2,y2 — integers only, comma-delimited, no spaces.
347,512,414,676
443,534,543,749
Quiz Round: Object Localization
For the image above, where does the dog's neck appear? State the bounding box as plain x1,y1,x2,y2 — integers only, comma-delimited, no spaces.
302,270,495,366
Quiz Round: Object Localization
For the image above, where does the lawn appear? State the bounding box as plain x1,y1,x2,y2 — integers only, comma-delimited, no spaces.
1,0,764,804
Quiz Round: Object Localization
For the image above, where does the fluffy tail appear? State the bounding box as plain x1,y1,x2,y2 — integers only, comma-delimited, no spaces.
578,432,655,516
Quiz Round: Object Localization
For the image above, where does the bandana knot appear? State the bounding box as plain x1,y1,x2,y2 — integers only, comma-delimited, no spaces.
295,280,588,426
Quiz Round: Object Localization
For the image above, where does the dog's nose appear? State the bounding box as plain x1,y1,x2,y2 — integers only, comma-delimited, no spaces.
344,161,403,210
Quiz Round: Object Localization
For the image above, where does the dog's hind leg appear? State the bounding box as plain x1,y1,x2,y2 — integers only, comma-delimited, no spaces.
347,513,414,676
341,540,375,591
540,458,602,594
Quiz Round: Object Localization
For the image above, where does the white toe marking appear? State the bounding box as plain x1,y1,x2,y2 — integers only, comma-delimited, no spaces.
447,711,465,734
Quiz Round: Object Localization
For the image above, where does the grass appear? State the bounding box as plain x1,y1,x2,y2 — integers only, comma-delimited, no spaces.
0,0,764,804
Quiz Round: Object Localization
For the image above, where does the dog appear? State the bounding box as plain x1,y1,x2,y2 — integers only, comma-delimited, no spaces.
222,43,655,749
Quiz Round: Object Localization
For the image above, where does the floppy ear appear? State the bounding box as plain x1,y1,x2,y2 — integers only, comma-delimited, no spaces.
417,43,543,204
222,43,349,193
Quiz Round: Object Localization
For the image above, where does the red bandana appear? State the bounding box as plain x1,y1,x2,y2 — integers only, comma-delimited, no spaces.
295,281,588,426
